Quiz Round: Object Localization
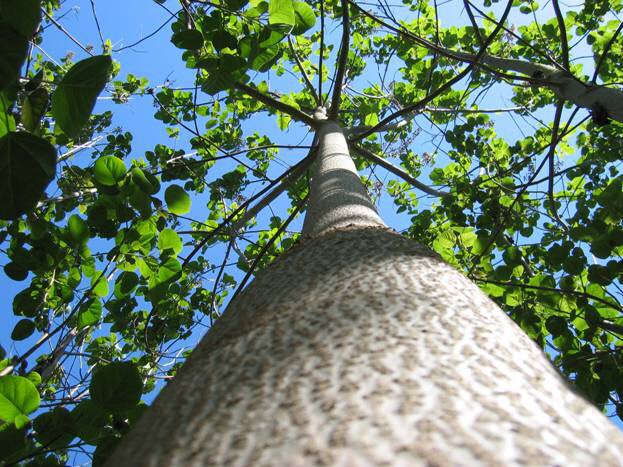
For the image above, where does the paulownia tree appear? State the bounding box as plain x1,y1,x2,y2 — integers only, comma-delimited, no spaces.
1,0,623,464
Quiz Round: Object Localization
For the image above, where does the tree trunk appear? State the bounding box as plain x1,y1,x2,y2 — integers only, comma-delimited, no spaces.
107,120,623,466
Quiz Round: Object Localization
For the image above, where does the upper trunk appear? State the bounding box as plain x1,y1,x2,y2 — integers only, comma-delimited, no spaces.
107,121,623,466
302,117,386,237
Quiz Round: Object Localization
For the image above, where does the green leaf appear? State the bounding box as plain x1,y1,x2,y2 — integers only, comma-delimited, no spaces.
0,91,15,137
115,271,139,298
0,375,40,425
0,27,28,90
158,228,183,255
33,407,74,449
0,423,27,461
94,155,126,186
68,214,90,245
171,29,204,50
22,87,48,132
4,262,28,281
0,0,41,37
0,132,56,220
91,274,109,298
156,257,182,284
292,1,315,35
130,167,160,194
164,184,191,215
69,400,109,445
11,319,35,341
51,55,113,137
77,299,102,328
89,361,143,413
269,0,295,32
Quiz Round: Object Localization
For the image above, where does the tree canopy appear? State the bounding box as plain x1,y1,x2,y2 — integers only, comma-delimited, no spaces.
0,0,622,464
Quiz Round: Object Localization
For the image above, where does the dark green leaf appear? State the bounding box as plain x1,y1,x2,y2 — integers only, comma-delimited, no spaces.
0,132,56,220
171,30,204,50
33,407,74,449
0,0,41,37
0,27,28,90
51,55,113,137
164,184,191,215
4,262,28,281
69,400,109,445
89,361,143,413
115,271,139,298
11,319,35,341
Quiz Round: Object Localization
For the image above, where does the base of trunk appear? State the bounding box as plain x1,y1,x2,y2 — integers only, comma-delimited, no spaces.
108,227,623,466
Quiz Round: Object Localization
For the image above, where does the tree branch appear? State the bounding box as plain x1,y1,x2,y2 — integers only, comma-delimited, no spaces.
234,82,316,127
287,35,321,106
328,0,350,118
351,145,450,198
552,0,569,70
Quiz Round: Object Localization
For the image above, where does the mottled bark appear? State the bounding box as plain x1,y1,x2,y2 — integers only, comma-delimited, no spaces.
107,120,623,466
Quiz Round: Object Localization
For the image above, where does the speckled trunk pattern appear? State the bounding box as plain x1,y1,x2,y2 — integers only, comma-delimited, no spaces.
108,227,623,466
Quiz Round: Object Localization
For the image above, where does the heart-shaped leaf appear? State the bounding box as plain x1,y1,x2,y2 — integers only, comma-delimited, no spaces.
164,184,191,215
89,361,143,413
51,55,112,137
0,131,56,220
0,375,40,426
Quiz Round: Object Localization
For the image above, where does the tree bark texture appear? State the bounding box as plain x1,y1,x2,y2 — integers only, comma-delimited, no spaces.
108,120,623,466
108,226,623,466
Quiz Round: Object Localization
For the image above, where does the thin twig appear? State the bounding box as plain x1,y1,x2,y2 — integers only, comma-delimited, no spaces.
287,36,320,105
229,194,308,302
546,100,569,232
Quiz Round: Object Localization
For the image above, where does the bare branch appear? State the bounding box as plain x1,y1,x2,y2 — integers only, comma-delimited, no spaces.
552,0,569,70
287,35,321,105
546,101,569,232
234,82,316,127
351,145,450,198
329,0,350,118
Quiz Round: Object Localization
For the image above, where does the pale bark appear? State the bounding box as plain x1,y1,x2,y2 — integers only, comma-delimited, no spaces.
107,119,623,467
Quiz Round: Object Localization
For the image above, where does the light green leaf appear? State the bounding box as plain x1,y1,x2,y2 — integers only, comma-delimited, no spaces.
269,0,295,32
91,274,109,298
0,132,56,220
165,184,191,215
68,214,90,245
292,1,315,35
158,228,183,255
0,376,40,426
93,155,126,186
77,299,102,328
51,55,113,137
